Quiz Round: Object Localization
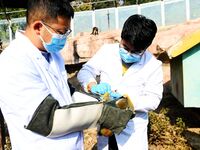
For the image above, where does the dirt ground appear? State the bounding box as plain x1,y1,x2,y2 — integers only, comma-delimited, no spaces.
67,63,200,150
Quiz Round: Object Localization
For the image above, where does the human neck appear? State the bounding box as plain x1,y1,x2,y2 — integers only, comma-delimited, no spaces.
24,28,44,52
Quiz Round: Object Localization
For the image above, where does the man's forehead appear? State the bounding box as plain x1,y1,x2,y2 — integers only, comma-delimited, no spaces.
121,40,132,48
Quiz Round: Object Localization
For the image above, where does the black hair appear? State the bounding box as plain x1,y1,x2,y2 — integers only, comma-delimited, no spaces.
26,0,74,25
121,14,157,52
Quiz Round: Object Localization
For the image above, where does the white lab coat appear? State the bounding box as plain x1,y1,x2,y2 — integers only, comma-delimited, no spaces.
77,43,163,150
0,31,83,150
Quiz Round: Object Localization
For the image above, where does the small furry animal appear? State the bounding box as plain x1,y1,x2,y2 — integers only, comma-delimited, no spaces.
155,45,170,63
91,27,99,35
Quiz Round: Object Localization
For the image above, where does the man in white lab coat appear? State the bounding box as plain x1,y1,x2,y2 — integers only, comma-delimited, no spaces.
0,0,134,150
77,14,163,150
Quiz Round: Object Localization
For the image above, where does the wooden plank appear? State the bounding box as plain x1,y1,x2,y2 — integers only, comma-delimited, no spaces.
170,55,184,105
182,43,200,107
168,29,200,58
0,109,5,150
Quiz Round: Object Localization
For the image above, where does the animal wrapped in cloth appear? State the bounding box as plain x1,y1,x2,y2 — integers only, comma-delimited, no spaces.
96,92,135,136
25,92,135,138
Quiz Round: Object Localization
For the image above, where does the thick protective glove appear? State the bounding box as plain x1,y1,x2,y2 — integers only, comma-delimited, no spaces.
98,103,133,136
25,93,134,138
99,93,135,136
90,82,111,95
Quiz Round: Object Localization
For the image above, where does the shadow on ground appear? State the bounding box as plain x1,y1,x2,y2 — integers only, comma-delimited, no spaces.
155,81,200,149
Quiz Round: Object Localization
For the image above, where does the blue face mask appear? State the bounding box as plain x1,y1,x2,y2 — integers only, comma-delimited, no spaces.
40,23,67,53
119,47,141,63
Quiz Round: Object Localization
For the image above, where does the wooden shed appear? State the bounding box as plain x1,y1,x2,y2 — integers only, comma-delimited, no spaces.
167,29,200,107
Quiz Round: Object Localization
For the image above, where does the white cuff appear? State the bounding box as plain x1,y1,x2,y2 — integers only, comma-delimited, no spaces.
83,79,97,93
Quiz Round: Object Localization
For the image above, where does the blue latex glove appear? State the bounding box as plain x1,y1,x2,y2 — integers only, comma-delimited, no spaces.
109,92,122,100
91,82,111,95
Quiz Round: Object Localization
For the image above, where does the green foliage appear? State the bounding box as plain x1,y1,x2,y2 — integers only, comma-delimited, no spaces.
0,24,9,41
141,0,158,4
73,3,92,12
0,8,26,20
148,109,191,149
0,0,159,15
92,0,117,10
0,21,26,42
125,0,157,5
72,0,159,12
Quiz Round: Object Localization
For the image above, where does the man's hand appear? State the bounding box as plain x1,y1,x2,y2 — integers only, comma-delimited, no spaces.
99,128,113,137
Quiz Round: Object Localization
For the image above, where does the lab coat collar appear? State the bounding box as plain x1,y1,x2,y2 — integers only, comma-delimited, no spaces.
137,50,147,65
123,50,149,76
15,31,60,79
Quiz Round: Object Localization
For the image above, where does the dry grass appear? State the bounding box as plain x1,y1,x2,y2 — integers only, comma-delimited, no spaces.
84,128,97,150
148,109,192,150
83,110,193,150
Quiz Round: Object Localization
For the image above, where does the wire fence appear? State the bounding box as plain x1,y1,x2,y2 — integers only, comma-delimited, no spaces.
0,0,200,43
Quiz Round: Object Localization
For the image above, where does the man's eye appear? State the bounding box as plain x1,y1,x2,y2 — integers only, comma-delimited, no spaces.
55,29,65,35
124,48,131,52
57,31,65,35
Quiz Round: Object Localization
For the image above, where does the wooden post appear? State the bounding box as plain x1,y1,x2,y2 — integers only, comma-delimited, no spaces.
0,109,5,150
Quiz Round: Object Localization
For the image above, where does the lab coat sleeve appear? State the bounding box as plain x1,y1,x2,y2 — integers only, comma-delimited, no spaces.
129,63,163,112
77,45,107,91
77,65,98,92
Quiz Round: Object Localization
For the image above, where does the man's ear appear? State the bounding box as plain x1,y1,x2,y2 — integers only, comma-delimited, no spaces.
32,21,43,35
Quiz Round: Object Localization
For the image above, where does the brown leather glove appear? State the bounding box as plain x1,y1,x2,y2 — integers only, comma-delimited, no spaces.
98,103,134,136
98,94,135,136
